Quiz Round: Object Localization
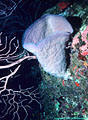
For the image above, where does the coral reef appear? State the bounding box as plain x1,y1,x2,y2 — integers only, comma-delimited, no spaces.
39,1,88,120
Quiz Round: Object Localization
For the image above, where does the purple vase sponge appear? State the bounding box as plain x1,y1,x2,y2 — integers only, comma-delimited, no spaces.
22,14,73,78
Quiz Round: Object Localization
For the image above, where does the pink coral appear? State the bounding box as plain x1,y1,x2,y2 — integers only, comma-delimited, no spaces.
72,26,88,54
81,51,88,56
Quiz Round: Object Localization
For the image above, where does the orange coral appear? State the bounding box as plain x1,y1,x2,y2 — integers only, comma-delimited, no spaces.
83,61,88,67
75,81,80,87
73,65,77,71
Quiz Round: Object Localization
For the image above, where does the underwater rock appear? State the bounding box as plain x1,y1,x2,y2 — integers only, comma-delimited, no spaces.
22,14,73,78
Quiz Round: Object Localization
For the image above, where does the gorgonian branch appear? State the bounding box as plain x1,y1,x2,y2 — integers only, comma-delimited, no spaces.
0,32,36,93
0,86,41,120
0,65,21,94
0,32,40,120
0,0,22,19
